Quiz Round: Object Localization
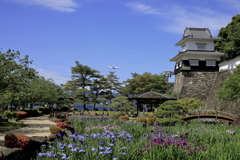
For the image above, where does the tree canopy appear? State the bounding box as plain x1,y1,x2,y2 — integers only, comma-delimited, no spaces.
119,72,167,96
217,65,240,101
215,14,240,60
0,49,65,112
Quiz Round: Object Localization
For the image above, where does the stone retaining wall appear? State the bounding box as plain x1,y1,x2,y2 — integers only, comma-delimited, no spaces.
174,71,217,100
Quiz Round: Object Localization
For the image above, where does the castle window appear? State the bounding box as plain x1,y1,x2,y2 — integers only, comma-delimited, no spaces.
179,61,182,67
206,60,216,66
189,60,199,66
175,62,179,69
196,43,207,50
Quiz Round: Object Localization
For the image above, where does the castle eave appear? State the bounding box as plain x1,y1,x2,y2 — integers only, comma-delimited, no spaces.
170,50,225,62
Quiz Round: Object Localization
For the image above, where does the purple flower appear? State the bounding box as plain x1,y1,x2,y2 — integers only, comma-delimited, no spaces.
100,142,105,146
79,140,84,144
122,152,127,155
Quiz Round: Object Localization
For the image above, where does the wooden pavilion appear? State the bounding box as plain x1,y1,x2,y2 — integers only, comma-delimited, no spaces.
128,90,177,117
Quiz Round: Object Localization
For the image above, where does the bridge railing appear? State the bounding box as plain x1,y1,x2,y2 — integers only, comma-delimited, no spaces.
186,110,236,119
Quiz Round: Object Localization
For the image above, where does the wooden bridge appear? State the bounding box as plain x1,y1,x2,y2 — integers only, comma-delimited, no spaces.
182,110,235,123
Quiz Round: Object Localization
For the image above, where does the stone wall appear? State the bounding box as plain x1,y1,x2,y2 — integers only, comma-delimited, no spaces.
203,69,240,114
174,69,240,114
174,71,217,100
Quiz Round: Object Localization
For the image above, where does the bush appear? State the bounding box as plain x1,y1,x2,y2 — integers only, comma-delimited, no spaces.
49,126,62,134
39,107,51,114
109,114,121,119
60,106,69,112
11,112,17,118
38,111,43,115
3,111,12,118
146,117,156,125
56,122,68,129
24,108,39,117
5,133,29,148
136,117,147,122
16,111,27,119
55,119,63,123
64,121,72,125
119,115,130,121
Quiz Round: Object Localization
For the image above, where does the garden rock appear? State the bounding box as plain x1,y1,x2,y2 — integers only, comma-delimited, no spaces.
1,148,23,160
47,134,57,141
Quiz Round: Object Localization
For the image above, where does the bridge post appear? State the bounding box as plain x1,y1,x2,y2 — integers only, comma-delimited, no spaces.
198,111,200,120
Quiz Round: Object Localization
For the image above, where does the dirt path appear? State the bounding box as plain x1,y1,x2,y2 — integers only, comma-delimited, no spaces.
0,115,56,149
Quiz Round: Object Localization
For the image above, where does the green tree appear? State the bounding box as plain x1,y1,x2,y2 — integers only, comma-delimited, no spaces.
119,72,167,96
109,96,135,116
65,61,101,110
102,72,122,104
89,76,109,110
217,65,240,101
154,100,184,125
177,98,202,113
0,49,37,112
156,100,184,117
215,14,240,60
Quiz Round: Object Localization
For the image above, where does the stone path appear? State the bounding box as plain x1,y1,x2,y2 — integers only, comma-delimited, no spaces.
0,115,56,149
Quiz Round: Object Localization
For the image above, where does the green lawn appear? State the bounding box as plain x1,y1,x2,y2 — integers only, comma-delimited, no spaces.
0,120,26,132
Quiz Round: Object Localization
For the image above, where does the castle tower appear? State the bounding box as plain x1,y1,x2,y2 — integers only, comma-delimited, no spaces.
170,28,225,100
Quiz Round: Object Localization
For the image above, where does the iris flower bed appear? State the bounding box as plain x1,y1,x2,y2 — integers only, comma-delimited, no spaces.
35,115,240,160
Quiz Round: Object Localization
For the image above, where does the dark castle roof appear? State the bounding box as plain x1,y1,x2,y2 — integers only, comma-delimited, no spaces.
176,28,221,46
128,90,177,100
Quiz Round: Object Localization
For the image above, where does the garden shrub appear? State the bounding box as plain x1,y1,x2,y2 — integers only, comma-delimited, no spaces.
5,133,29,148
38,111,43,115
49,126,62,134
3,111,12,118
16,111,27,119
39,107,51,114
24,108,39,117
11,112,17,118
60,106,69,112
136,117,147,122
119,115,130,121
55,119,63,123
64,121,72,125
56,122,68,129
146,117,156,125
109,114,121,119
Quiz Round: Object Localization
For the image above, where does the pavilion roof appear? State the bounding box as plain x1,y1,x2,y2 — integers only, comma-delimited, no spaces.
128,90,177,100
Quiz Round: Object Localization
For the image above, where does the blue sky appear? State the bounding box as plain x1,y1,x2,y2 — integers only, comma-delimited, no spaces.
0,0,239,85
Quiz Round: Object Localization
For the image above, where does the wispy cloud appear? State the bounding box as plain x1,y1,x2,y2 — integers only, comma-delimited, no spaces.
125,2,232,35
126,2,162,15
13,0,78,12
36,68,70,85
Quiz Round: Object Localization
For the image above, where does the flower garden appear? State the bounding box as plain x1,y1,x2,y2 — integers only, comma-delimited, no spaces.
33,114,240,160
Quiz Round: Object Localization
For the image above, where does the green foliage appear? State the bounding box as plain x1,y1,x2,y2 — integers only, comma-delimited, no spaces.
3,111,12,118
158,100,184,115
215,14,240,60
0,49,37,112
38,107,51,114
24,108,39,117
119,72,167,96
155,117,183,125
177,98,202,112
65,61,101,110
110,96,135,115
11,112,17,118
217,65,240,101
